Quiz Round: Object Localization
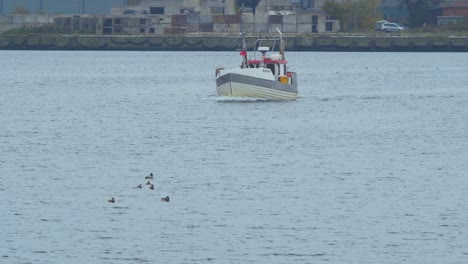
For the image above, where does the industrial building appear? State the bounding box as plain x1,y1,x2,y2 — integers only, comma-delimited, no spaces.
0,0,341,34
0,0,325,15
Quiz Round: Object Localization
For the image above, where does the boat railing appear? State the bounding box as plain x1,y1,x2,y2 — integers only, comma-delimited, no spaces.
252,28,285,60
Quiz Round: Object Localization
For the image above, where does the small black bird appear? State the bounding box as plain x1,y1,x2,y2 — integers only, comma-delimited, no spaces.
149,184,154,190
161,196,170,202
145,173,154,180
146,180,151,185
136,184,142,189
108,197,115,203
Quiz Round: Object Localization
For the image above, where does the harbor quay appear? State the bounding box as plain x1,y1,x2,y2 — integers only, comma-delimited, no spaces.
1,34,468,52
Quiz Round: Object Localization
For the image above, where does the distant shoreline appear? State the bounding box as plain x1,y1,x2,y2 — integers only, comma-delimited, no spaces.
1,33,468,52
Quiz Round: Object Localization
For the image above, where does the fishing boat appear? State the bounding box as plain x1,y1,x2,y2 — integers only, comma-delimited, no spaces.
215,28,298,101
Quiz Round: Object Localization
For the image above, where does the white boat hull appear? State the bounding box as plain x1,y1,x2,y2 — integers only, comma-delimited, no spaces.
216,69,298,101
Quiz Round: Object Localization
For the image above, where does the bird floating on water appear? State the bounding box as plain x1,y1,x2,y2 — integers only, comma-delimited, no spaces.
108,197,115,203
136,184,142,189
146,180,151,185
161,196,170,202
150,184,154,190
145,173,154,180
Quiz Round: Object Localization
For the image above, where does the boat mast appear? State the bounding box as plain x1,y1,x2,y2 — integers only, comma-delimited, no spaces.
240,5,247,69
276,27,285,60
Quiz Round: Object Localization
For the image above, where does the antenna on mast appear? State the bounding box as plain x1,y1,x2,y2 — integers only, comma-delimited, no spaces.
276,27,285,60
240,4,247,69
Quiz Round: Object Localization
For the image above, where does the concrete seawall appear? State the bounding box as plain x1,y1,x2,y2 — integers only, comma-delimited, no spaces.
1,34,468,52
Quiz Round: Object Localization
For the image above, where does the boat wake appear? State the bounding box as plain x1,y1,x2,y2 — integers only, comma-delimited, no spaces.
216,96,270,102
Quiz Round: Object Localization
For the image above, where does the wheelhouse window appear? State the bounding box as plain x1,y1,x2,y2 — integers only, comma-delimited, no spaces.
266,64,276,75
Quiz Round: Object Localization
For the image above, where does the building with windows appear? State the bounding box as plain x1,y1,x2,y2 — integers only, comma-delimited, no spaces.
0,0,340,35
98,0,338,35
113,0,236,15
429,0,468,25
379,0,409,23
117,0,334,16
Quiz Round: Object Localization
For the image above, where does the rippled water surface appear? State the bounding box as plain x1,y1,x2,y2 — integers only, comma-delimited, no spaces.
1,50,468,264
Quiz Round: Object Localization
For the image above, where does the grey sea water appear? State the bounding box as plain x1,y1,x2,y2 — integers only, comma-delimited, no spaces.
1,50,467,264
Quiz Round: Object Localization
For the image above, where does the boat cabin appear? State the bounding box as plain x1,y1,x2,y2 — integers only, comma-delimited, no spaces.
247,46,289,79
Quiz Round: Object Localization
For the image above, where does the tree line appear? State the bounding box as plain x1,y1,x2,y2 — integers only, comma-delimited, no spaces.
322,0,444,31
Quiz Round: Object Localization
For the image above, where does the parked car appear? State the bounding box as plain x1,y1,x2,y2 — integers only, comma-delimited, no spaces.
374,20,387,31
380,23,405,32
395,23,408,30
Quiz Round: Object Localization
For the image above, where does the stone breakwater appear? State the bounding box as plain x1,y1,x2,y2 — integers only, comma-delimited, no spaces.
1,34,468,51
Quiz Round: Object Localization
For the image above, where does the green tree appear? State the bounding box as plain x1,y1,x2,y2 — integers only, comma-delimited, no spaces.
400,0,442,26
351,0,381,31
323,0,381,32
322,0,353,31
